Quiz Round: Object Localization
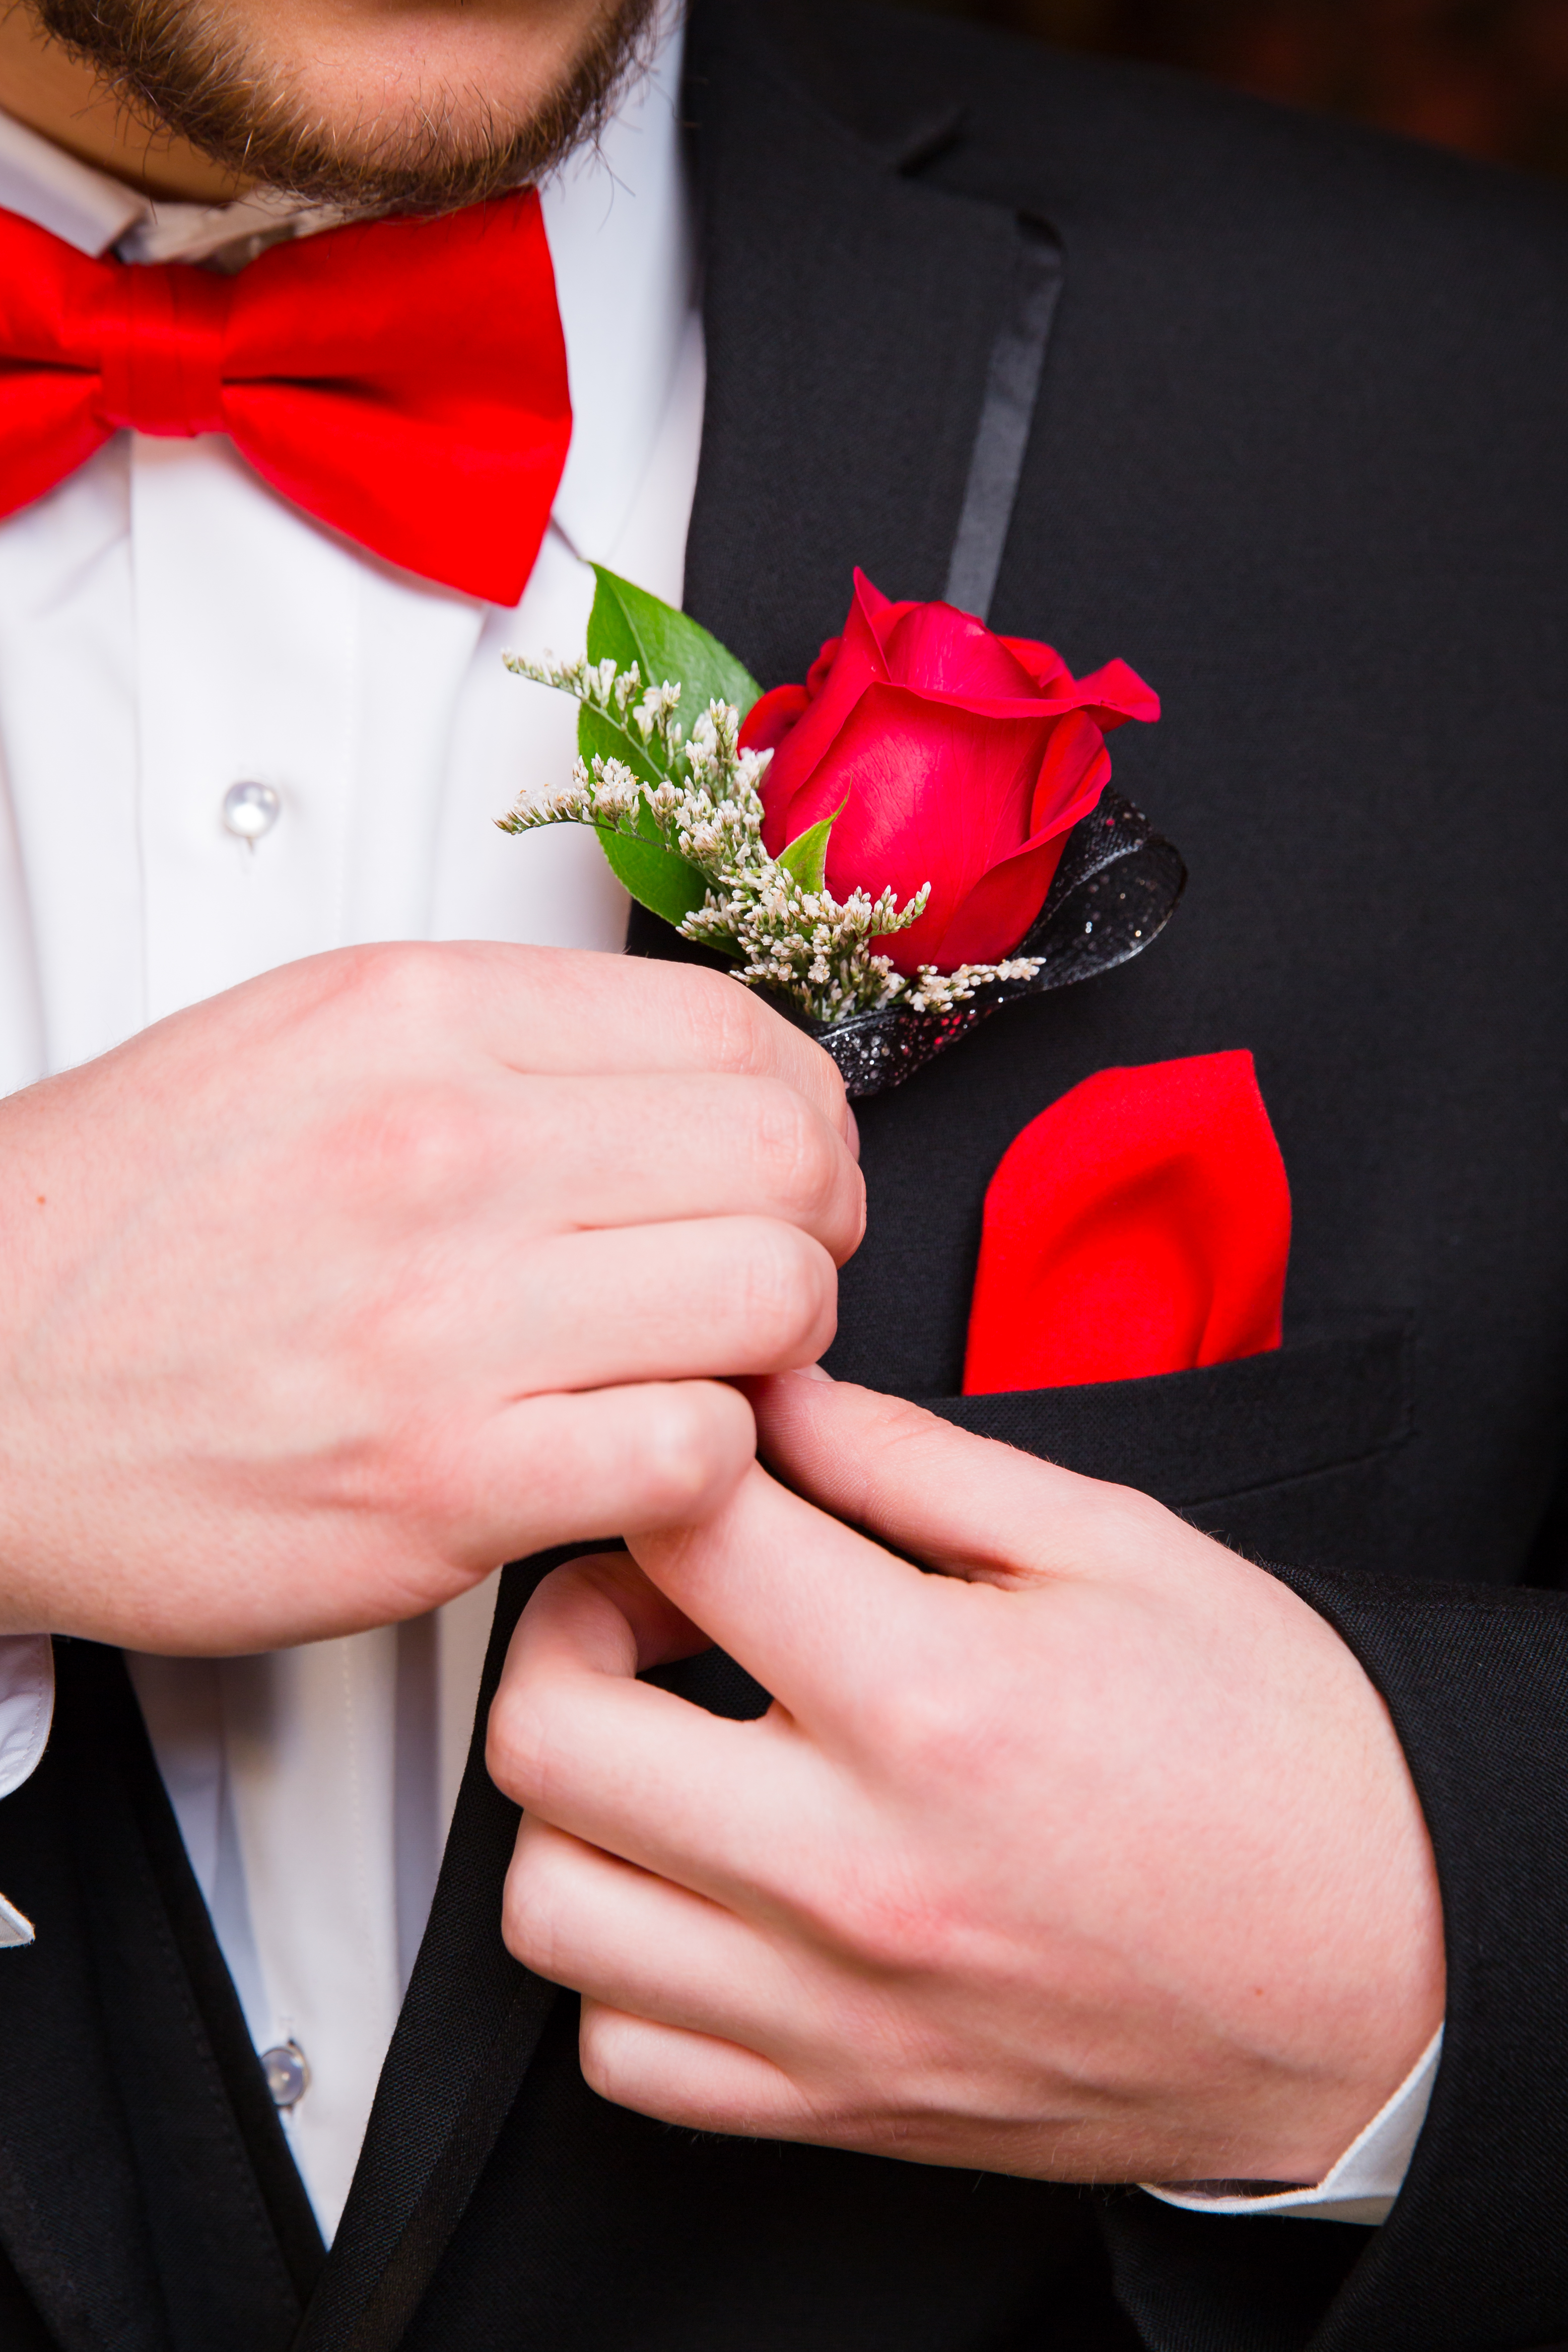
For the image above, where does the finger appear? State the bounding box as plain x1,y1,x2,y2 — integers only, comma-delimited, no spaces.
504,1816,809,2051
436,943,855,1141
455,1378,759,1563
579,2002,814,2141
488,1553,826,1909
627,1460,931,1728
497,1072,864,1263
501,1218,840,1392
498,1549,709,1679
749,1370,1159,1585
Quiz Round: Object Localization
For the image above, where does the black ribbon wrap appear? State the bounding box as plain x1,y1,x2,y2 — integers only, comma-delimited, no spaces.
777,789,1186,1098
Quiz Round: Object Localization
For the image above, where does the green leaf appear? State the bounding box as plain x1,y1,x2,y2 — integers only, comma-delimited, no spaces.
776,802,845,895
579,701,664,793
577,566,763,930
598,826,711,926
586,566,762,727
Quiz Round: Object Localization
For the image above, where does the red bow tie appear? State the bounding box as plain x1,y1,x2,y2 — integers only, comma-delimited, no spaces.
0,190,572,606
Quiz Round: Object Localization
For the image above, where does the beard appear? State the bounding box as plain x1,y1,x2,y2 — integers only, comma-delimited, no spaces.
30,0,664,214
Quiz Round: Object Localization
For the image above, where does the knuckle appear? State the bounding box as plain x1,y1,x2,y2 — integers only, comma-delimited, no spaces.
816,1858,956,1978
879,1672,983,1791
345,1424,468,1532
746,1080,844,1229
485,1685,557,1808
334,1083,494,1218
731,1219,835,1349
502,1841,570,1978
670,971,849,1136
864,1392,952,1462
675,966,777,1079
318,940,453,1035
819,1395,945,1527
1053,1472,1175,1571
577,2005,628,2102
619,1384,750,1522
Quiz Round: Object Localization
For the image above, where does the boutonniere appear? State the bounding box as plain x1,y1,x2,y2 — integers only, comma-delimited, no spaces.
500,568,1185,1096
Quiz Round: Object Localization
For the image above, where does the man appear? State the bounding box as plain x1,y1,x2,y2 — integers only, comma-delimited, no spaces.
0,0,1561,2344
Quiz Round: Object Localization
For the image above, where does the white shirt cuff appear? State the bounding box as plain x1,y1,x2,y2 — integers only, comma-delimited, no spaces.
1141,2026,1442,2227
0,1634,54,1946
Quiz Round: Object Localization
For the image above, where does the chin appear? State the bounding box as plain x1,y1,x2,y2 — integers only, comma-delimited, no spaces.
38,0,657,208
259,0,615,118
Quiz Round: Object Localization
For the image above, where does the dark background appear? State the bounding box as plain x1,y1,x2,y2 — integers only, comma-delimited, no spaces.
896,1,1568,177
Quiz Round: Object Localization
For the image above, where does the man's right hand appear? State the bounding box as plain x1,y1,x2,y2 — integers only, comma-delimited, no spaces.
0,943,862,1654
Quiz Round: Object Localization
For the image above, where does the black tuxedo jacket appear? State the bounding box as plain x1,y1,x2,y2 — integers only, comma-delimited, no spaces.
3,5,1568,2347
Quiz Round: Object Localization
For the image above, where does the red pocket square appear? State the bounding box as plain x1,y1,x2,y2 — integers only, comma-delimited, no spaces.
962,1050,1290,1393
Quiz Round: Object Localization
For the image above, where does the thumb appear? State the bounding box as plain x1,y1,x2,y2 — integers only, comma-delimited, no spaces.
746,1370,1135,1588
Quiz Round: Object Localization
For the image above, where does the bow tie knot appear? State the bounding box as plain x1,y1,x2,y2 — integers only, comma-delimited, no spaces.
0,191,572,603
95,262,229,440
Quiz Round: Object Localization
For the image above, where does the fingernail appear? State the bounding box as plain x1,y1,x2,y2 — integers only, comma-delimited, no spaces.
795,1362,834,1383
845,1104,861,1161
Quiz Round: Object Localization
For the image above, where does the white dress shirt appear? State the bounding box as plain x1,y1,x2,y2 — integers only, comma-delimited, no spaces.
0,13,701,2236
0,20,1435,2239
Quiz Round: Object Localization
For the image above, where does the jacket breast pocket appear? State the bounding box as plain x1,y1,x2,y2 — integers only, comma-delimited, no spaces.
924,1316,1413,1573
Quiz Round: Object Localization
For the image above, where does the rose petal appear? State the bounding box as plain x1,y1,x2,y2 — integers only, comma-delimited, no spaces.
868,718,1111,972
747,573,1158,949
758,582,894,850
1069,656,1162,728
804,636,843,697
882,736,1108,971
883,600,1045,698
999,634,1074,692
1029,709,1113,836
738,683,809,757
913,829,1073,968
816,683,1054,946
854,569,923,664
853,569,897,626
853,670,1152,726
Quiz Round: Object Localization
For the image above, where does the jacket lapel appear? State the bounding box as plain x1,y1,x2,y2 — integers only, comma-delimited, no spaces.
296,8,1044,2340
681,0,1034,686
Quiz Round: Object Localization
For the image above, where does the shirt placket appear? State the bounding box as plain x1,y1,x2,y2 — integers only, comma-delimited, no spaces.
131,428,356,1025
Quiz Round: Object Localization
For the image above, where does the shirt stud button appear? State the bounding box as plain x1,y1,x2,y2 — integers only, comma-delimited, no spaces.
222,780,282,842
261,2041,310,2108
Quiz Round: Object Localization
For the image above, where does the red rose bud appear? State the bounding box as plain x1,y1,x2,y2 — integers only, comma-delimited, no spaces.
741,571,1160,975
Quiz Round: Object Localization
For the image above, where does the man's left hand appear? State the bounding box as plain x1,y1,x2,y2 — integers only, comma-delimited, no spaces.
488,1372,1445,2189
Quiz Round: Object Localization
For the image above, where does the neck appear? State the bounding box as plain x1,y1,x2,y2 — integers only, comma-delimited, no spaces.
0,7,249,203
